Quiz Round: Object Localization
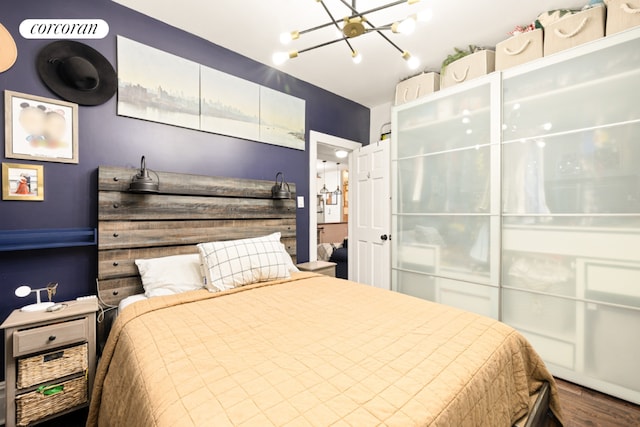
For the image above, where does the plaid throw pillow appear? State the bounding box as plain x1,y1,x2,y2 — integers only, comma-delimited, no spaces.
197,232,290,292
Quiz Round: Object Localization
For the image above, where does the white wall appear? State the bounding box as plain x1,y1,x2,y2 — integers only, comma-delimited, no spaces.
369,101,392,144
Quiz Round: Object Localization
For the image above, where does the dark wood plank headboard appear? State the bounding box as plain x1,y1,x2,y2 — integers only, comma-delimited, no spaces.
97,166,296,306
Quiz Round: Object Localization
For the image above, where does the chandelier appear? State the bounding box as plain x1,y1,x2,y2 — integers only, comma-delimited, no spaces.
273,0,432,69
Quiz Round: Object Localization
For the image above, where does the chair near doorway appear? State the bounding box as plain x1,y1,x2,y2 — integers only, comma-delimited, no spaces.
330,238,348,279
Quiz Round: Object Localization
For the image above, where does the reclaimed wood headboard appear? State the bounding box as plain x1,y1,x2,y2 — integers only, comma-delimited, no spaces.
97,166,296,306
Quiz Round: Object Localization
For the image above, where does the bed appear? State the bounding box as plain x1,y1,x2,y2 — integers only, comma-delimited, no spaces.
89,166,562,426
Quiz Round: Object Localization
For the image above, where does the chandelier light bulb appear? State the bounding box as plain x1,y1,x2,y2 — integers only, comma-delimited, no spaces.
402,51,420,70
272,51,298,65
352,51,363,64
279,32,292,45
279,30,300,45
272,51,289,65
393,15,417,35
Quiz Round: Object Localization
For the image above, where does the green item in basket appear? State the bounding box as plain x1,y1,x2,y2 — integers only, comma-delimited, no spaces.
37,384,64,396
441,45,480,75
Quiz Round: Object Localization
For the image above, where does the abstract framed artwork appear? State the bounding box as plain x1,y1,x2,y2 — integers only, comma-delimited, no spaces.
2,162,44,201
4,90,78,164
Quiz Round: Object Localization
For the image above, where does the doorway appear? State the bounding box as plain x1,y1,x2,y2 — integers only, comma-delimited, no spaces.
309,131,361,264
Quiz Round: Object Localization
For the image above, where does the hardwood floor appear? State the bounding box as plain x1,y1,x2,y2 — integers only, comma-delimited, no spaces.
555,378,640,426
5,379,638,426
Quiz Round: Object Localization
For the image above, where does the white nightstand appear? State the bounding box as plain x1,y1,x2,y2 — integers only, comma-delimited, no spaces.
1,299,98,427
297,261,337,277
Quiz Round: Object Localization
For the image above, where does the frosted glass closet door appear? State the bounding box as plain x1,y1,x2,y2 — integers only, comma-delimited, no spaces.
392,78,500,319
501,30,640,403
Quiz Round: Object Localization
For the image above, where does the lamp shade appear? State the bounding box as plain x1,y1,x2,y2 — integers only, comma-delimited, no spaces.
129,156,159,193
271,172,291,199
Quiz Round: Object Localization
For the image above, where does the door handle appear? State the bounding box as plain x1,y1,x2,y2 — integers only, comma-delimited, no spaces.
380,234,388,241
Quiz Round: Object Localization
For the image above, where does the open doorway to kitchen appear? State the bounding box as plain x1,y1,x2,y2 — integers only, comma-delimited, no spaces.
309,131,362,277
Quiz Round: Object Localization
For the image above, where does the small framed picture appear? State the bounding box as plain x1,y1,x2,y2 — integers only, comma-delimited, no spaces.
2,162,44,201
4,90,78,164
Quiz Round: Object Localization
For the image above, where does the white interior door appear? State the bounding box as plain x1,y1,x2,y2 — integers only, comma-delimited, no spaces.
349,140,391,289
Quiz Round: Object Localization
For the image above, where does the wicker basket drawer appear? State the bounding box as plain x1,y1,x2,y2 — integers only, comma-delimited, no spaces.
441,50,495,88
544,6,605,56
394,72,440,105
495,29,543,71
16,376,88,426
13,318,88,357
606,0,640,35
17,343,88,389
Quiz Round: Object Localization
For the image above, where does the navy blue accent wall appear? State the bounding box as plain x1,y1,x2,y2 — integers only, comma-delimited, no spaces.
0,0,370,379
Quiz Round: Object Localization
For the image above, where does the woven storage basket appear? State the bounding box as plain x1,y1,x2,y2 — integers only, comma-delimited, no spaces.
544,6,605,56
395,72,440,105
606,0,640,35
441,50,495,89
17,343,87,389
495,29,543,71
16,375,87,426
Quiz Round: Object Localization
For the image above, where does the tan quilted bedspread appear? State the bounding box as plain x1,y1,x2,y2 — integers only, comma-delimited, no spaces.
88,273,562,426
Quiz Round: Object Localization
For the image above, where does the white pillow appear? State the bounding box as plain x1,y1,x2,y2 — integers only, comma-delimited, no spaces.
281,243,299,273
135,253,205,298
198,232,290,292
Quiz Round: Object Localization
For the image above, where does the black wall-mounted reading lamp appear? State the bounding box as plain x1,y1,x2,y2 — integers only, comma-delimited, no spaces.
271,172,291,199
129,156,159,193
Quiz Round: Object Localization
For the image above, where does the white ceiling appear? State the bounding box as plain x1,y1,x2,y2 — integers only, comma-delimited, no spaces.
317,142,350,163
114,0,588,108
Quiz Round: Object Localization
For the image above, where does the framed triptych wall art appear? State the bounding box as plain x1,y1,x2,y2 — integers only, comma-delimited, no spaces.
116,36,306,150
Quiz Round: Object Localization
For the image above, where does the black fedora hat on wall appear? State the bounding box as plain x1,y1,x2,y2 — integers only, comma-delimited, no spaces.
37,40,116,106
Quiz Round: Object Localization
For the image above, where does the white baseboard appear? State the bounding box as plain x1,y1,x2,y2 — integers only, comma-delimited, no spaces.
0,380,5,425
